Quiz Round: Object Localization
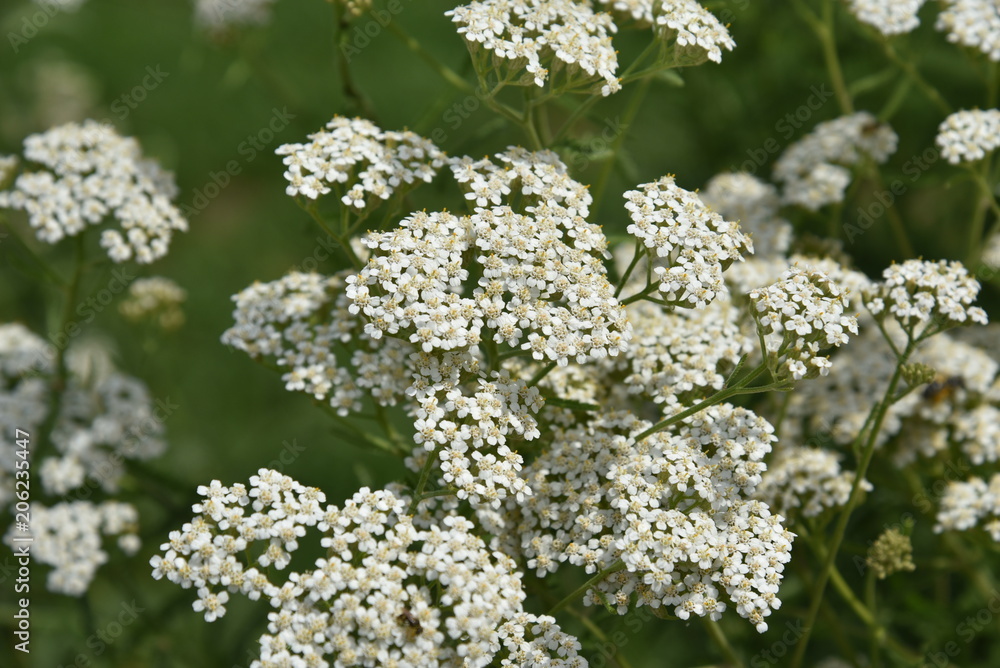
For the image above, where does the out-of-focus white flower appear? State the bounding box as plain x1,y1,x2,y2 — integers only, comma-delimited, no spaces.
702,172,793,258
774,112,898,210
0,120,188,264
119,277,187,330
936,108,1000,164
937,0,1000,61
845,0,925,36
756,446,871,517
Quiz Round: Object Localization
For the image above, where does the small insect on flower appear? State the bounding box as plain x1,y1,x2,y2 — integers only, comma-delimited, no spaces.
922,375,966,404
397,607,422,641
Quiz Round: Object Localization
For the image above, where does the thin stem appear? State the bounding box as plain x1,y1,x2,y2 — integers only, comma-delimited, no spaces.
333,3,376,118
703,618,744,668
565,608,634,668
302,202,363,270
408,446,441,514
879,40,951,116
385,21,474,95
592,77,651,215
548,559,626,615
614,240,644,299
527,361,557,387
632,364,775,442
789,338,915,668
792,0,852,115
967,158,998,266
867,167,915,257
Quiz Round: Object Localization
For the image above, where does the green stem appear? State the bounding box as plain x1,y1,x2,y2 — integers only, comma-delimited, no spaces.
967,159,998,267
302,202,363,270
632,364,776,442
385,21,474,95
879,40,951,116
527,360,557,387
333,3,376,118
614,240,644,299
592,77,651,215
793,0,853,115
37,235,86,459
566,608,634,668
548,559,626,615
408,445,441,514
789,338,915,668
703,618,744,668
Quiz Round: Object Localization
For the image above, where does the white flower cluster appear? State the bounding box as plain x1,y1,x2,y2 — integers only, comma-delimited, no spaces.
446,0,622,96
119,276,187,330
937,0,1000,61
596,0,654,22
654,0,736,66
276,116,446,207
784,327,1000,466
407,363,542,507
350,149,630,365
865,259,989,332
624,175,753,309
0,323,165,595
488,408,791,633
222,271,410,415
0,120,187,263
755,446,870,518
935,473,1000,540
845,0,925,36
3,501,139,596
194,0,279,31
774,112,898,210
748,267,859,381
622,297,753,406
935,108,1000,164
702,172,793,258
726,253,873,309
151,471,586,667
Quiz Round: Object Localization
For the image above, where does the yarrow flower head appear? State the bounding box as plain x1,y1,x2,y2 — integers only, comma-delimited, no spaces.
935,473,1000,540
937,0,1000,61
701,172,793,258
446,0,622,96
348,148,630,365
654,0,736,66
774,112,898,210
936,108,1000,164
276,116,446,207
755,446,871,518
864,259,989,335
0,120,188,263
624,175,753,309
119,277,187,330
0,323,164,595
487,407,791,633
845,0,925,36
748,267,859,381
151,471,586,667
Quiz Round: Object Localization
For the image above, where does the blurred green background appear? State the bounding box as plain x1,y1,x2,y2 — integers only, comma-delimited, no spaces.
1,0,998,666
